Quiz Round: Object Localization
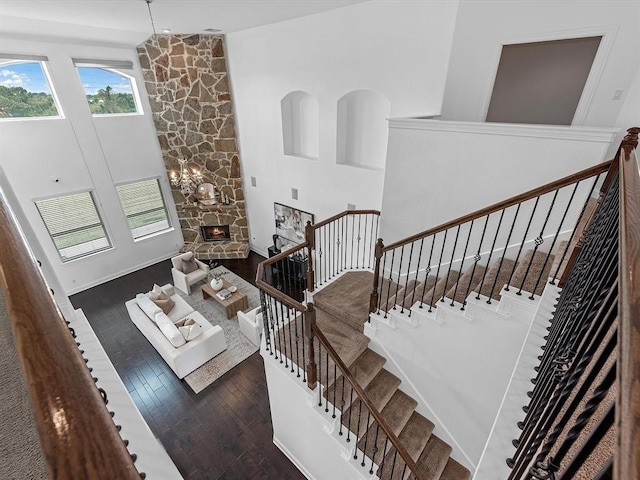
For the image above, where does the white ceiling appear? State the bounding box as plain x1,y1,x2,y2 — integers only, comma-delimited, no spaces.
0,0,369,46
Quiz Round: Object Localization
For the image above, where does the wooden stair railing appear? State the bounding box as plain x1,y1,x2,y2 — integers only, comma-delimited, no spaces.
0,192,141,479
616,127,640,479
370,160,613,317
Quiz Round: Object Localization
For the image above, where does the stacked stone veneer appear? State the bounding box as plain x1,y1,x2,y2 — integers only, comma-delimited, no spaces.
137,34,249,259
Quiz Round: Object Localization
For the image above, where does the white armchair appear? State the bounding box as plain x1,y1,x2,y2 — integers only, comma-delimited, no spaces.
171,252,209,294
237,306,263,347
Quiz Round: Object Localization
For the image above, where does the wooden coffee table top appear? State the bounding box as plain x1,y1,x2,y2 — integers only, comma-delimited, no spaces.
201,279,249,319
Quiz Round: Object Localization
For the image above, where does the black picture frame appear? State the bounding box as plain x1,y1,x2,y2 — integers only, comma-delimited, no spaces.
274,202,314,244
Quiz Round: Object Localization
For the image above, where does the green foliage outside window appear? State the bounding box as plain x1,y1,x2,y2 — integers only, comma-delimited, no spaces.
0,85,58,118
86,85,136,115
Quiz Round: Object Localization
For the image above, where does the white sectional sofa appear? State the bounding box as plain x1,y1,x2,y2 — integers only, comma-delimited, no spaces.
125,284,226,378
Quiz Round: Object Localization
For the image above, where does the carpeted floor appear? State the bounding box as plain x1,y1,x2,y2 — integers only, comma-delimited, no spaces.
181,266,262,393
0,286,48,479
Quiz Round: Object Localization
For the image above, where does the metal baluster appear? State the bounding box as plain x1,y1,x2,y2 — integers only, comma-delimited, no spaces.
370,422,380,474
338,376,346,432
324,349,329,412
488,204,521,302
417,234,436,310
452,221,473,307
550,174,601,284
430,229,448,312
356,214,362,269
506,197,540,291
363,214,370,269
350,213,356,269
361,411,372,467
477,209,505,303
377,251,388,315
354,401,363,460
287,306,295,373
399,241,414,311
516,189,559,296
332,364,337,418
383,249,396,319
468,215,490,299
301,309,306,382
442,225,461,304
346,386,354,443
317,343,323,406
393,244,406,310
404,237,425,315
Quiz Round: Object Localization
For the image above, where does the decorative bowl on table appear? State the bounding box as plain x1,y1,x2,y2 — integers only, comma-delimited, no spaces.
228,286,237,293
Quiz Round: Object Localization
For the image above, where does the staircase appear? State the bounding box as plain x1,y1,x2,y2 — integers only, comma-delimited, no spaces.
307,246,558,480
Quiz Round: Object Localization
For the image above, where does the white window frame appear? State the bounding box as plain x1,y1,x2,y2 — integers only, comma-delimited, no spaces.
73,59,143,117
0,54,63,121
34,190,112,263
116,177,173,241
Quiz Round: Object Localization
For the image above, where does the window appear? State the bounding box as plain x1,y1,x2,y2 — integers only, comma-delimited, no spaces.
116,179,171,240
0,55,60,119
74,59,138,115
35,192,111,262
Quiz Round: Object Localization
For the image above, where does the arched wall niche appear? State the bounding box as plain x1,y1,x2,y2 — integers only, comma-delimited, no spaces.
336,89,391,170
281,91,319,159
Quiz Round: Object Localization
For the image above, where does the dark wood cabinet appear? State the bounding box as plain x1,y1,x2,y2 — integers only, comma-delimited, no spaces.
268,246,308,290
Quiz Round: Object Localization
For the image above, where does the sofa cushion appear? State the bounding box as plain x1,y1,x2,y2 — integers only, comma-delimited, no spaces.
155,312,186,347
152,296,175,315
166,297,194,323
149,284,167,300
136,294,162,321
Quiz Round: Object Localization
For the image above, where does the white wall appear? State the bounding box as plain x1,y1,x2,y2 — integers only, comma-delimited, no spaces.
0,37,183,295
380,120,617,245
441,0,640,127
225,0,459,255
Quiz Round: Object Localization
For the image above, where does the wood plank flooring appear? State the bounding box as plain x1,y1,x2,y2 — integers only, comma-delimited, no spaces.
70,252,305,480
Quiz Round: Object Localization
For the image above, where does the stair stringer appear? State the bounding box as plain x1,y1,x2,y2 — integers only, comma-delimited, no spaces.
364,285,542,469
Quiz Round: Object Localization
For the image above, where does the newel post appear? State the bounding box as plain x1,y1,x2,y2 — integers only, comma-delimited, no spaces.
369,238,384,314
304,302,318,390
305,220,315,292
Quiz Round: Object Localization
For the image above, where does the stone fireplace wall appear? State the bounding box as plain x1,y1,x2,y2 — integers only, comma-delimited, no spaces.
137,34,249,259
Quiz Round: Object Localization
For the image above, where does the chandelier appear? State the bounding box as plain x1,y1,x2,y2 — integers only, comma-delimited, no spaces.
170,158,203,195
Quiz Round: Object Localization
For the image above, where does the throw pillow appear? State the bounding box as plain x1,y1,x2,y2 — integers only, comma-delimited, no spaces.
174,317,196,328
152,296,175,315
181,256,199,274
179,323,203,341
148,284,166,300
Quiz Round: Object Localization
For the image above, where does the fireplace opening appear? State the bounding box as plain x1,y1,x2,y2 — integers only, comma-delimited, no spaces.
201,225,231,242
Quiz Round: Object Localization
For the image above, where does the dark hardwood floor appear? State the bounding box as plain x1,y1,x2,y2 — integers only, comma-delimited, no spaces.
70,251,305,480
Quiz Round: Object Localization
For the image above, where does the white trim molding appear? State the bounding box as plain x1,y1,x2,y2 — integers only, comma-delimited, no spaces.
388,118,619,143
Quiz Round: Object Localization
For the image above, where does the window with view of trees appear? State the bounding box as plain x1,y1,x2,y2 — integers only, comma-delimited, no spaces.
0,59,60,119
116,179,171,240
35,192,112,262
76,66,138,115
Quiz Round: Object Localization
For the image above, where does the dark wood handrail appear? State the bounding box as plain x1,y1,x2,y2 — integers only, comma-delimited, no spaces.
383,161,612,252
616,127,640,480
312,209,380,230
0,193,140,479
312,324,428,480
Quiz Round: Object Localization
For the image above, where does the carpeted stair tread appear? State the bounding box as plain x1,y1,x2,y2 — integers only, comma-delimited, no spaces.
419,270,460,308
511,249,554,296
313,271,393,332
412,434,452,480
402,276,436,309
439,458,471,480
379,412,435,480
356,390,418,456
445,264,486,305
356,390,418,460
315,308,369,367
384,279,420,312
324,349,386,409
341,369,401,434
477,258,516,300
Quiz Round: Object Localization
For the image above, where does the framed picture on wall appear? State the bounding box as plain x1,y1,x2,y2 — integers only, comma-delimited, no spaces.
274,202,314,243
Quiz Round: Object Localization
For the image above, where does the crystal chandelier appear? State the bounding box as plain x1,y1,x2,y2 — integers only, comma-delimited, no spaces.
170,158,203,195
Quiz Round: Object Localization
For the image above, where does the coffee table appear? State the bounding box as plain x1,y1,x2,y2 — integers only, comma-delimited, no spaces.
201,279,249,319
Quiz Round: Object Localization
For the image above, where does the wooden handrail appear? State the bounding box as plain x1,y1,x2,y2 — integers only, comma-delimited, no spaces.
615,126,640,480
383,161,612,252
0,193,140,479
311,209,380,230
312,323,428,480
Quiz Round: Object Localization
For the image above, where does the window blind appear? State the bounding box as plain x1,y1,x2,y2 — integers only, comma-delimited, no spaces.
116,179,170,240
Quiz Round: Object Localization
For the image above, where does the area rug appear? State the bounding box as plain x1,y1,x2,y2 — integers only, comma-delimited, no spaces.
178,266,261,393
